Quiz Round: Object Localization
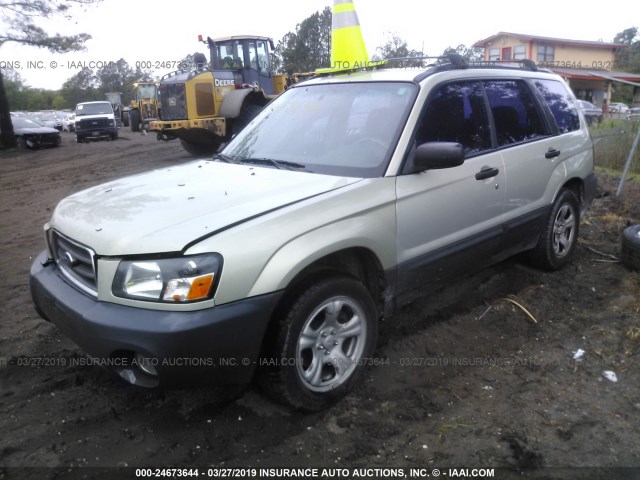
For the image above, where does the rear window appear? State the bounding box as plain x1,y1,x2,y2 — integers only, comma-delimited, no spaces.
533,79,580,134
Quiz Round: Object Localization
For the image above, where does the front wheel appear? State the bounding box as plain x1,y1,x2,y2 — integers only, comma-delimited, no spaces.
529,189,580,270
261,275,378,411
179,139,221,157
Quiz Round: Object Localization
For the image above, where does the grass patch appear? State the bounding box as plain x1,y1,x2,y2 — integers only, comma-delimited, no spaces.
591,121,640,173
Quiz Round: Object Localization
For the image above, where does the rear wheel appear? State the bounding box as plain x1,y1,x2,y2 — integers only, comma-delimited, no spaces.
179,139,221,157
529,189,580,270
261,275,378,411
130,109,140,132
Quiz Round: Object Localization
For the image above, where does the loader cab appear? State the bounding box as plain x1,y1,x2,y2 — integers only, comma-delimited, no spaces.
208,35,276,94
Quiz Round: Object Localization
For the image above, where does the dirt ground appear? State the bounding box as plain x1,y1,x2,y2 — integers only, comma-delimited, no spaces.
1,131,639,479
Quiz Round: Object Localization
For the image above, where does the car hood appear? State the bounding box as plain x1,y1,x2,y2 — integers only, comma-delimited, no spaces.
51,160,362,255
17,126,59,134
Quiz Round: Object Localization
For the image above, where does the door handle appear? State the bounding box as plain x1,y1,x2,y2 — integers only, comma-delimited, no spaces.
545,148,561,159
475,167,499,180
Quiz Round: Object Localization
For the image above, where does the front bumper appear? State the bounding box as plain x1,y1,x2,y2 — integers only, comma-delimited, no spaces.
30,250,282,388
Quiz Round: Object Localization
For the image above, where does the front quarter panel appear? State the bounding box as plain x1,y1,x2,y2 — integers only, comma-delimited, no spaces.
186,178,398,305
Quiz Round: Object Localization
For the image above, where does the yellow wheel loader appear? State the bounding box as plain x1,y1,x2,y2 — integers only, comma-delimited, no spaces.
128,82,160,132
149,35,286,156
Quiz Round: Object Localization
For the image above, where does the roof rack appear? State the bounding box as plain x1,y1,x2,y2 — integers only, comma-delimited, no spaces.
383,53,467,67
409,56,541,82
311,55,542,80
466,58,538,71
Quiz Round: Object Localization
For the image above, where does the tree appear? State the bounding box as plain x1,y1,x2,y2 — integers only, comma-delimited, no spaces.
96,58,152,103
442,44,484,63
375,33,424,67
614,27,640,73
0,0,101,148
59,67,99,107
273,7,332,75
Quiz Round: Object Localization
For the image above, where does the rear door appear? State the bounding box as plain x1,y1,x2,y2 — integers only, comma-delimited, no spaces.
487,79,578,245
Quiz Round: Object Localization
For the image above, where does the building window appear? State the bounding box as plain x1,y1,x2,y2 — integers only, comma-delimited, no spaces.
514,45,526,60
537,44,555,63
489,48,500,61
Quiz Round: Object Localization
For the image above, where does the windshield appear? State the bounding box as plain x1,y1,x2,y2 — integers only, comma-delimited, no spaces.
214,41,244,69
222,82,417,177
137,85,157,100
76,103,113,116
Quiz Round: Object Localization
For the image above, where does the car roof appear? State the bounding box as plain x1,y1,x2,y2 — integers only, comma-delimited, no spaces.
295,63,564,88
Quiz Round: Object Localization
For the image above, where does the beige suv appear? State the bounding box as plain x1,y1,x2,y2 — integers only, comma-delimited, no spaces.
30,58,596,410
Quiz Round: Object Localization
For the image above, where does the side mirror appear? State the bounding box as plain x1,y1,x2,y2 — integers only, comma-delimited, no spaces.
411,142,464,173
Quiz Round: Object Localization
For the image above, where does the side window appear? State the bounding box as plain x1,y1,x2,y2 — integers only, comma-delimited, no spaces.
533,79,580,133
484,80,547,146
417,81,492,157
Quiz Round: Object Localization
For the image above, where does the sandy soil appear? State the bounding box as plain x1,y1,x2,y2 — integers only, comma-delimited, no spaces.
1,131,639,479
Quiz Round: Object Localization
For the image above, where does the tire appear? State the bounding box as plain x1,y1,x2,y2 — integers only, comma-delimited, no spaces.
529,189,580,270
233,103,263,135
76,136,84,144
179,139,221,156
260,275,378,411
130,109,140,132
122,111,130,127
622,224,640,271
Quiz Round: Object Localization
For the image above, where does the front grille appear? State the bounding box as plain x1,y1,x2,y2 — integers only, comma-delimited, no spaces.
39,133,60,146
159,83,187,120
79,118,107,128
50,230,97,296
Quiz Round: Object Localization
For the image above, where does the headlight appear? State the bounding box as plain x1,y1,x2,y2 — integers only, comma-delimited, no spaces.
112,254,222,303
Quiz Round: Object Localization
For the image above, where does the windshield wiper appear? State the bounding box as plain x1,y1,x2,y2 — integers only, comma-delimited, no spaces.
212,153,233,163
236,157,307,171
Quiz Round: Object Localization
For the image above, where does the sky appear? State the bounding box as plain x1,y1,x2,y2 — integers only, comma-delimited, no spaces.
0,0,635,91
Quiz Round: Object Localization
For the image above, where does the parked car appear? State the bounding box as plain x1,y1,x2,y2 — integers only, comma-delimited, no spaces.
74,101,118,142
577,100,603,126
37,114,64,131
62,113,76,132
6,116,61,148
627,107,640,120
30,59,596,410
609,102,629,114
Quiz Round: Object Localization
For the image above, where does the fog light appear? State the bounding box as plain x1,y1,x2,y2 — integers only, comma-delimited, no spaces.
135,353,158,376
